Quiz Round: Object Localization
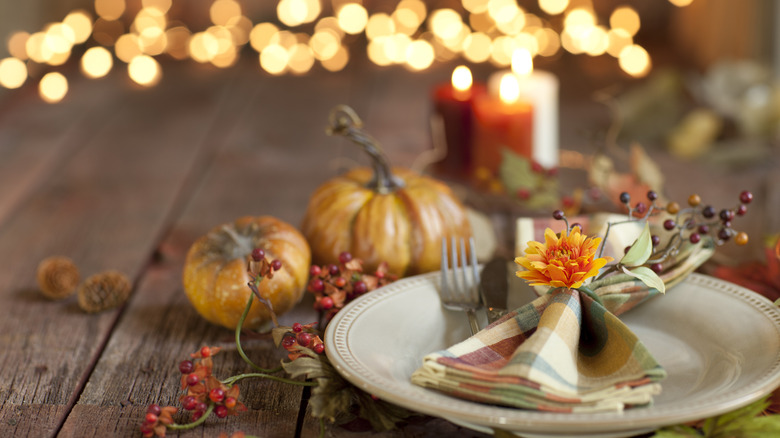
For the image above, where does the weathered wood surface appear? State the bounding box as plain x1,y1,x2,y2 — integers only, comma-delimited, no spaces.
0,56,777,438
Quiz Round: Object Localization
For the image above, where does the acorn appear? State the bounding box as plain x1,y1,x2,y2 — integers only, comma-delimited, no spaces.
77,271,132,313
36,256,80,300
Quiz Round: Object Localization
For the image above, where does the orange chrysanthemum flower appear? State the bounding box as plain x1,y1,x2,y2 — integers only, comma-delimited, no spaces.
515,227,613,289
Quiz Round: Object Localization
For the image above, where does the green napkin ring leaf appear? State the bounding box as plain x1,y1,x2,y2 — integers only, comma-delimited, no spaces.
621,265,666,294
620,222,653,267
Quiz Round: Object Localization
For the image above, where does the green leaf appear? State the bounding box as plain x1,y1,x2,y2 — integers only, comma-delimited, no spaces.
729,415,780,435
498,148,560,209
651,396,780,438
498,148,535,192
620,222,653,267
650,426,701,438
622,265,666,294
716,396,769,427
525,185,560,210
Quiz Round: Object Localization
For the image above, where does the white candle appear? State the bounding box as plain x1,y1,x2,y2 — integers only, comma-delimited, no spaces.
487,50,560,169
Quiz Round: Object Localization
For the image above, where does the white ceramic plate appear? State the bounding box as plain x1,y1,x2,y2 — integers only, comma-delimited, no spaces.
325,272,780,437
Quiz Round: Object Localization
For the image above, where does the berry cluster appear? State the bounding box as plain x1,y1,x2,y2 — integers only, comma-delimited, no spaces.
551,189,753,274
620,189,751,274
307,252,397,321
278,321,326,360
140,346,247,437
139,404,177,438
658,191,752,247
177,346,246,421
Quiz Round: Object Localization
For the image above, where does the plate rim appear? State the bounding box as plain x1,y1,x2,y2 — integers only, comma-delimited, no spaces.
324,273,780,434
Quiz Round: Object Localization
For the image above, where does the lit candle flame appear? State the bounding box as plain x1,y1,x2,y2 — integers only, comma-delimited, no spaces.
451,65,472,92
499,72,519,104
511,48,533,76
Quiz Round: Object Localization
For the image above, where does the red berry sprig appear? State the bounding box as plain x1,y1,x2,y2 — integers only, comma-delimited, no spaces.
139,404,177,438
139,345,247,437
306,252,397,321
176,346,246,421
276,321,326,360
245,247,283,326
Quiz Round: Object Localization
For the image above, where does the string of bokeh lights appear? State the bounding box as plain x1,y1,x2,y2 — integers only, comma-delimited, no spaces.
0,0,695,103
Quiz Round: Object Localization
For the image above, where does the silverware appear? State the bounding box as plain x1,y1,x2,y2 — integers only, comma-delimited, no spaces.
440,237,481,335
480,257,509,324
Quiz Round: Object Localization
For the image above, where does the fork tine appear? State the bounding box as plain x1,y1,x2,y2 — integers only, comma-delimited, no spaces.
458,238,468,299
440,237,450,300
450,236,459,294
469,236,480,303
439,236,482,335
462,237,481,335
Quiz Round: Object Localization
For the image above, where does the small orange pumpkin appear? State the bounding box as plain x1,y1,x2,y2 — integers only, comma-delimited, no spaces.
183,216,311,329
301,106,471,276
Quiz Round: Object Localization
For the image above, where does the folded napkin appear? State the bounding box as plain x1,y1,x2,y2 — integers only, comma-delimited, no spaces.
411,241,714,413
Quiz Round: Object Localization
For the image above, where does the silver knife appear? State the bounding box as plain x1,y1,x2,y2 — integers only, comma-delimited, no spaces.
480,257,509,324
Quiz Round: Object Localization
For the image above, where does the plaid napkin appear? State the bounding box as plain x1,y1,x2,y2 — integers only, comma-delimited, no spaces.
411,241,714,413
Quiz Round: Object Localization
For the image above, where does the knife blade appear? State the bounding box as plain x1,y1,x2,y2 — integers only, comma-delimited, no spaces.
480,257,509,324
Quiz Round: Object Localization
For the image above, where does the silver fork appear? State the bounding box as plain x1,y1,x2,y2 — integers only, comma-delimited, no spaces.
440,237,481,335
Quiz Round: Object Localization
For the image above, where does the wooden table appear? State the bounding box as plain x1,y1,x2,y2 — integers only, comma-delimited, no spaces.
1,57,777,437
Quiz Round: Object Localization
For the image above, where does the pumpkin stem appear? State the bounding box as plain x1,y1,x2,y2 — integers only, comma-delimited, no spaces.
327,105,404,194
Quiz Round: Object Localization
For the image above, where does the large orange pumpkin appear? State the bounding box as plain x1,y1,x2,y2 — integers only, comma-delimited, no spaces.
183,216,311,329
301,106,471,276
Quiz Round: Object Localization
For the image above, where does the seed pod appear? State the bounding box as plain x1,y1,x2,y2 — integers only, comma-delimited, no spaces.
77,271,132,313
36,256,80,299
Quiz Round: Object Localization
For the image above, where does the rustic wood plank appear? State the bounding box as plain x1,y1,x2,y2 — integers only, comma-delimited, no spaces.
0,64,241,437
0,72,123,231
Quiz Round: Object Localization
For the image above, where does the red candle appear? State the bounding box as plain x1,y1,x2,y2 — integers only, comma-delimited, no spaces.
472,73,533,175
431,66,485,178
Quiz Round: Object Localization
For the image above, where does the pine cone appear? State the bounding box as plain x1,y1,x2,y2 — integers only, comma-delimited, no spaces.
37,256,80,299
77,271,132,313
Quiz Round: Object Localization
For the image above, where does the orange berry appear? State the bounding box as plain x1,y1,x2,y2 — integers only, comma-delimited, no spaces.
474,167,491,181
735,232,749,246
666,202,680,214
488,179,504,194
688,194,701,207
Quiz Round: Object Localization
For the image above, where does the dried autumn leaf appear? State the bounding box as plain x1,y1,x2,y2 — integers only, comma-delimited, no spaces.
272,327,290,347
354,390,416,432
281,355,328,380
